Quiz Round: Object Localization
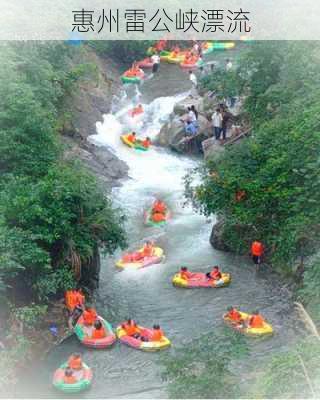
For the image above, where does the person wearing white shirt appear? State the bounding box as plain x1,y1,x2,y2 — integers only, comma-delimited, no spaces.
226,59,233,71
211,109,222,140
151,53,160,73
189,71,197,87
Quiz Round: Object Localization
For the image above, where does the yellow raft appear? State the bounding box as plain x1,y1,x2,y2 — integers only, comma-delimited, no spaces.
172,272,231,288
116,247,164,270
121,134,135,148
116,325,171,351
223,311,273,337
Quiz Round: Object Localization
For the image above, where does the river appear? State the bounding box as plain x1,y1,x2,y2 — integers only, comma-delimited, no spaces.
16,58,303,399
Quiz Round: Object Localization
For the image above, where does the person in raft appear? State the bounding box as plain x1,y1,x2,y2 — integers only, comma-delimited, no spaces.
206,265,222,281
123,241,155,263
122,319,141,338
141,137,151,149
82,306,98,336
247,311,265,328
152,199,167,214
91,319,106,339
63,367,77,384
126,132,136,144
151,199,167,222
150,324,164,341
251,240,264,265
225,306,243,325
180,266,194,280
131,104,143,117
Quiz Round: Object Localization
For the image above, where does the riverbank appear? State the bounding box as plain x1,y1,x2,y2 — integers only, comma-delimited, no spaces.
0,43,129,396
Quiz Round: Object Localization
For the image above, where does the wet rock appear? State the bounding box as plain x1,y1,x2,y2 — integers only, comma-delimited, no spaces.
156,114,210,154
209,220,232,252
63,138,128,188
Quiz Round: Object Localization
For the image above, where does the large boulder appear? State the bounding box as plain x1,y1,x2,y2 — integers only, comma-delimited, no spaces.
173,97,205,116
156,114,210,154
209,220,232,252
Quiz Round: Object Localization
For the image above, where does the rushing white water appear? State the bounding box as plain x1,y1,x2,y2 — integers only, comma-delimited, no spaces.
88,91,206,242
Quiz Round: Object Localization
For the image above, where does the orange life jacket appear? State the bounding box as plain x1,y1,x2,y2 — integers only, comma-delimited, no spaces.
227,309,242,322
249,314,264,328
83,309,97,326
141,244,154,257
64,375,77,384
152,212,166,222
123,322,140,336
180,270,193,280
152,201,166,214
142,138,151,148
68,356,82,370
210,270,222,280
150,329,164,342
251,241,264,256
127,134,136,143
92,327,106,339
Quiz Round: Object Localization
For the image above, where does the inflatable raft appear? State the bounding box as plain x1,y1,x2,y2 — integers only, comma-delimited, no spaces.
74,316,116,348
137,58,153,69
180,57,199,69
52,362,92,393
116,246,164,269
120,134,149,151
159,50,171,62
116,325,171,351
223,311,273,337
144,208,171,227
167,51,187,64
129,106,144,117
173,272,231,288
212,42,235,50
121,68,145,84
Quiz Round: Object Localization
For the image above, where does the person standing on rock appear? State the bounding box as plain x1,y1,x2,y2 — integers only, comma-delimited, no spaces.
151,52,160,73
221,108,232,141
212,108,222,140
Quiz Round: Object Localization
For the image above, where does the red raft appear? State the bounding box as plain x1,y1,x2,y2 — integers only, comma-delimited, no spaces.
137,58,153,69
74,316,117,349
172,272,231,288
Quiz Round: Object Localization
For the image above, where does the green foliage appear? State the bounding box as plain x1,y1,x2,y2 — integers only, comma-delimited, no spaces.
251,337,320,398
36,266,75,302
186,41,320,274
12,303,48,330
0,42,126,302
0,163,126,299
0,335,33,395
200,69,240,100
161,328,249,398
89,40,154,64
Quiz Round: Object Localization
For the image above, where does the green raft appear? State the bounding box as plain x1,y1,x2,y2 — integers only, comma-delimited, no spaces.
144,208,169,227
52,362,92,394
121,76,141,84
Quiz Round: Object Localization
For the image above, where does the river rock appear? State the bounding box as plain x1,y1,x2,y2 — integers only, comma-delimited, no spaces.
156,114,210,154
209,220,232,252
173,97,205,116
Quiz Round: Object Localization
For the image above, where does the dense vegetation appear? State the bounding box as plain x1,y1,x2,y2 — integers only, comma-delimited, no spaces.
187,41,320,295
178,41,320,399
90,40,154,65
161,328,249,398
0,41,126,391
0,42,126,304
